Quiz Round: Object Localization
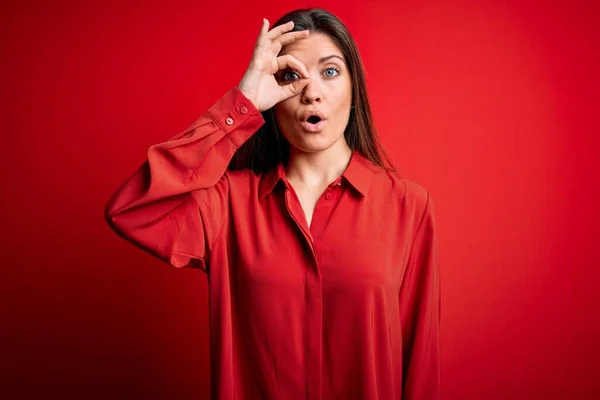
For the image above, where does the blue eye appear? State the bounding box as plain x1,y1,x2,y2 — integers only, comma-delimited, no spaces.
324,67,340,78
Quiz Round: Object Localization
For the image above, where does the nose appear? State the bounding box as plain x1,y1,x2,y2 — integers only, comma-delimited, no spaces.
301,79,322,104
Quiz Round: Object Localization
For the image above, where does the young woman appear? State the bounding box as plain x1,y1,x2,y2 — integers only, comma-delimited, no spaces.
105,8,441,400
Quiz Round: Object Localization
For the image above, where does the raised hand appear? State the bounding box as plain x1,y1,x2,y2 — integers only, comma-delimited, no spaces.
238,19,311,112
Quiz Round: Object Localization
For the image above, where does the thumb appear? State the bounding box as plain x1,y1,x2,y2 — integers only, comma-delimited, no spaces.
281,78,310,100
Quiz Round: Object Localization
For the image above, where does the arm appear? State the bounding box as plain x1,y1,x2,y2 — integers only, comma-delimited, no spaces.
104,87,264,271
399,191,442,398
105,18,313,272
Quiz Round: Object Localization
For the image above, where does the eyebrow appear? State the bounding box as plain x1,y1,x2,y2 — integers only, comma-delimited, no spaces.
319,55,345,64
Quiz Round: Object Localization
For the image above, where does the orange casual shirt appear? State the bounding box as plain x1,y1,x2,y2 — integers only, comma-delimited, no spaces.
105,86,441,399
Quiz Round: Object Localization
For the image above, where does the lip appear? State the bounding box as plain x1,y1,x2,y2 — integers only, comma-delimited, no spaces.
300,109,327,121
299,109,327,133
300,119,327,132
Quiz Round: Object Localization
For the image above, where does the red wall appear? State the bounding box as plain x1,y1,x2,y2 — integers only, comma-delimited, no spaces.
2,0,599,398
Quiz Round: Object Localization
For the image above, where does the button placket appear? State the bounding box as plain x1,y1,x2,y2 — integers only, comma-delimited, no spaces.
323,180,341,201
284,189,314,252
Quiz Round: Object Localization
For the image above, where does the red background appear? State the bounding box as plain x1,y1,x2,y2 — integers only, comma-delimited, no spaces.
2,0,599,398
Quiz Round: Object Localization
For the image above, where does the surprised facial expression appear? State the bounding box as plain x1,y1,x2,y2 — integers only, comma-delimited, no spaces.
273,33,353,154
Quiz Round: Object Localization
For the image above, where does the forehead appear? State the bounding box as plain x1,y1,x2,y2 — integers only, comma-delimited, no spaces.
279,32,345,64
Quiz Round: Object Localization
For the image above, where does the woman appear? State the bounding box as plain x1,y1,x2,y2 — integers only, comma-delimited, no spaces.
105,8,441,400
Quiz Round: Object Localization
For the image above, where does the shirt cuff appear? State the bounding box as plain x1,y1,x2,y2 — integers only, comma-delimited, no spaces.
205,86,264,147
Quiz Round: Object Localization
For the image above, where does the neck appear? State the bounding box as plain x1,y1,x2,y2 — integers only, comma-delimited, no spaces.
284,139,353,189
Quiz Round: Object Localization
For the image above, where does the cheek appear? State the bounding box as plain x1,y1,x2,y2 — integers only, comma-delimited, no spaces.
331,92,352,117
331,82,352,109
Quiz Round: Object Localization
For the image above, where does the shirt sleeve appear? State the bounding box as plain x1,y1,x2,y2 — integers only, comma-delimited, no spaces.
399,191,442,399
104,86,264,271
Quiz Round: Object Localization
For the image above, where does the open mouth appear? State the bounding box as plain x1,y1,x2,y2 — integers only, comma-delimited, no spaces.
306,115,322,124
300,115,327,132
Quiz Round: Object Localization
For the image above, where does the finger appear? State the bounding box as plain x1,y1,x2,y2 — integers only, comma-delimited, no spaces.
261,18,269,35
281,78,311,99
276,30,310,47
266,20,295,40
255,18,269,48
276,54,310,79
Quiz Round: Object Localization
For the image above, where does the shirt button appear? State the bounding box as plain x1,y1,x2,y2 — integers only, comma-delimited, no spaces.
240,105,248,114
225,117,234,125
325,192,332,200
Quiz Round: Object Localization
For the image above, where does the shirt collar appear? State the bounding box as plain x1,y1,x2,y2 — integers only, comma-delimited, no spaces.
343,150,375,196
258,162,287,201
258,150,374,201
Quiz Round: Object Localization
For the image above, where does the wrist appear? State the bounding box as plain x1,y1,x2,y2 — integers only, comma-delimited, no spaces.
237,87,259,111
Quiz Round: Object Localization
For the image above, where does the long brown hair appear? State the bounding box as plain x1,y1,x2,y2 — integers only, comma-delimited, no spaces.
229,8,395,173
